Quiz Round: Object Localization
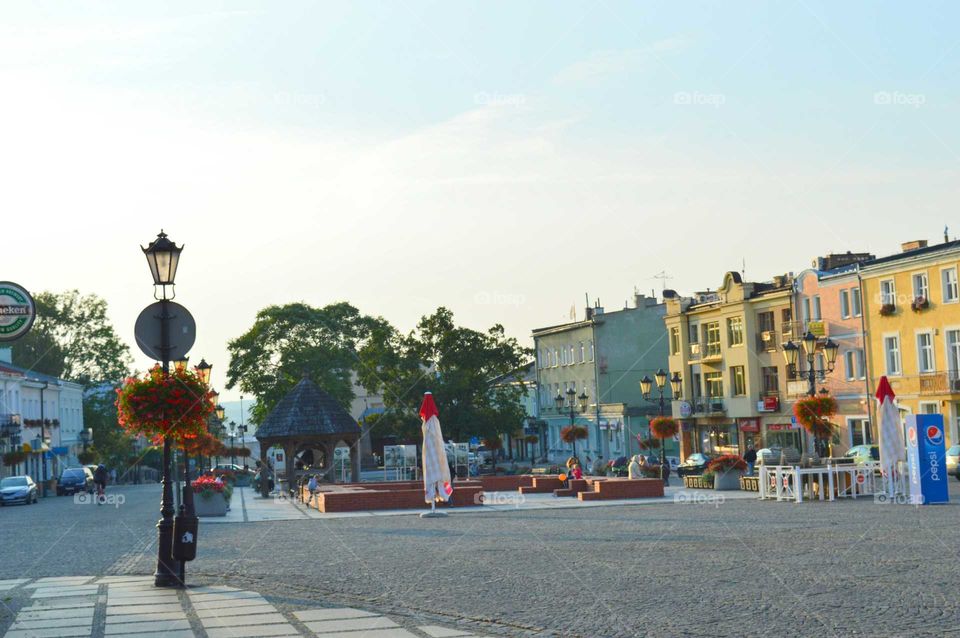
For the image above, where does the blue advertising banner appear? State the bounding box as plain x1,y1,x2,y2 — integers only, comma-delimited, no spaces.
905,414,950,505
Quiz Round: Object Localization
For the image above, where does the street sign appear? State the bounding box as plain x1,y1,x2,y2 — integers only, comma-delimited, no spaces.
134,301,196,362
469,436,479,446
0,282,36,342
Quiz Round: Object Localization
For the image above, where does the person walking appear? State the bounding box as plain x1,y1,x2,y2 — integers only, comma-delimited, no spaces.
628,455,642,479
93,464,108,505
744,446,758,476
306,474,319,508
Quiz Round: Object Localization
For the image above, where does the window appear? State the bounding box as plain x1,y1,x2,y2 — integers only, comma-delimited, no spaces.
812,295,822,321
913,272,929,301
943,268,959,303
553,348,559,367
947,330,960,374
851,288,862,316
757,311,774,334
844,351,856,381
849,418,872,446
884,335,902,375
578,342,585,363
802,298,811,323
840,290,850,319
880,280,896,307
919,402,940,415
704,372,724,398
688,324,699,343
670,327,680,355
855,349,866,379
692,373,702,399
731,366,746,396
588,341,595,361
560,348,566,366
568,345,575,365
917,332,935,373
727,317,744,347
704,322,721,357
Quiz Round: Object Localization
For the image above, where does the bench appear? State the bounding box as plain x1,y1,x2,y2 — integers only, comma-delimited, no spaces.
577,478,663,501
519,476,563,494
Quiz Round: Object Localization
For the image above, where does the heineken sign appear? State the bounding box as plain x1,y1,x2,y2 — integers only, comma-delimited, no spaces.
0,282,36,342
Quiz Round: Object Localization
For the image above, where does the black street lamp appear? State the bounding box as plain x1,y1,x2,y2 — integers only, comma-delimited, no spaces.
228,421,237,467
141,229,183,588
80,428,92,453
555,388,589,460
782,331,839,455
640,368,674,486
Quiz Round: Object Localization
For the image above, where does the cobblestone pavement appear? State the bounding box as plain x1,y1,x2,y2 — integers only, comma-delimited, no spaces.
2,483,960,637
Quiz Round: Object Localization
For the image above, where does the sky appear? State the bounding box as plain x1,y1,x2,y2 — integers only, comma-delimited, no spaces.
2,1,959,401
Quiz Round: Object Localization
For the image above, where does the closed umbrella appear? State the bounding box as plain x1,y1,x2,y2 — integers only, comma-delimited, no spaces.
876,376,905,497
420,392,453,517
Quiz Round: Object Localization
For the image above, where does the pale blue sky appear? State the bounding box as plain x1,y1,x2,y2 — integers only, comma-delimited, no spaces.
2,2,958,398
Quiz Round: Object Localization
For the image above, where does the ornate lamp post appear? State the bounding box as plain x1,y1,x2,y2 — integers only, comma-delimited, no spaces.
554,387,589,460
80,427,92,453
782,331,839,455
141,230,183,588
228,421,237,467
640,369,682,485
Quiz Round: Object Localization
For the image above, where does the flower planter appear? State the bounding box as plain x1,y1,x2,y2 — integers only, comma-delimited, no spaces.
714,469,741,491
195,493,228,517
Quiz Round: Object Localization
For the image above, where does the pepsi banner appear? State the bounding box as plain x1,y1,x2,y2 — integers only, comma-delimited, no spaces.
905,414,950,505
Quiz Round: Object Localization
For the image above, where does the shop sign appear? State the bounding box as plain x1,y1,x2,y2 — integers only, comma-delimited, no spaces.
738,418,760,432
766,423,797,431
678,401,692,418
0,282,36,342
760,396,780,412
807,321,826,337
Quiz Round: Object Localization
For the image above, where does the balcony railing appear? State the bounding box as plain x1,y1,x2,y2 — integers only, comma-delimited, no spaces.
702,342,722,362
919,372,960,395
781,321,804,341
757,331,779,352
692,398,726,415
0,414,21,435
688,342,701,361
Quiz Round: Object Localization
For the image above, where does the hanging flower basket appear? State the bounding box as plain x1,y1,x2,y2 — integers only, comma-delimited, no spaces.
879,303,897,316
911,296,930,312
707,454,748,473
560,425,589,444
115,365,214,442
650,416,680,440
3,451,27,466
793,396,838,440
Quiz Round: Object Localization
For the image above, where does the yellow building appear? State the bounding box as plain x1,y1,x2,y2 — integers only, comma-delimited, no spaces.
861,239,960,446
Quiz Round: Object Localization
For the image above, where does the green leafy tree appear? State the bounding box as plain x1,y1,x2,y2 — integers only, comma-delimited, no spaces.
358,308,530,443
83,388,135,469
11,290,132,387
226,302,391,424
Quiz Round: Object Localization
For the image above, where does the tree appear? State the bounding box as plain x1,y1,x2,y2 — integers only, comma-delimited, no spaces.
11,290,132,387
226,302,391,424
83,387,135,470
358,307,530,443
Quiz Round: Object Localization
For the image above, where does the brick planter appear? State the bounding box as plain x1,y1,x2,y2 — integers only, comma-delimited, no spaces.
480,475,534,492
577,478,663,500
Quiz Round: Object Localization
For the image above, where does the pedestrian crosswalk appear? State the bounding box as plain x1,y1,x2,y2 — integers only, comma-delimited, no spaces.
1,577,495,638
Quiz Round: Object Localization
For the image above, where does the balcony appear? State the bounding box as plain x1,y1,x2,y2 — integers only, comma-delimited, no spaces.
781,321,804,342
919,372,960,395
688,342,701,361
756,331,779,352
701,342,723,363
0,414,21,436
692,398,726,415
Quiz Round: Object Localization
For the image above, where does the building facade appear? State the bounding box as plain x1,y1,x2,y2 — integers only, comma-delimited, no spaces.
665,273,803,459
534,294,673,465
0,348,86,482
860,239,960,447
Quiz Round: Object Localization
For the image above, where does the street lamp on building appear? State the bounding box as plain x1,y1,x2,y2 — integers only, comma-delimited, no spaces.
782,331,839,456
555,388,589,460
640,368,676,485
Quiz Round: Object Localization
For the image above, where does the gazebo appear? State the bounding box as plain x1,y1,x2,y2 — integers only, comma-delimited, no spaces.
255,375,362,496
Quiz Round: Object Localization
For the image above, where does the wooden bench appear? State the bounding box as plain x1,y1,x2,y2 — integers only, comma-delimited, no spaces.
577,478,663,501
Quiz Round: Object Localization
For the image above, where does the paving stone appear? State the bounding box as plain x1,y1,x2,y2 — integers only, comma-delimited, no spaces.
97,576,153,584
30,587,99,598
190,596,269,611
304,616,399,632
195,604,277,619
107,594,181,606
0,578,30,590
106,632,195,638
293,608,378,621
10,616,96,630
107,603,183,617
185,585,239,593
4,626,92,638
17,607,95,621
418,627,475,637
204,624,299,638
22,600,96,611
307,630,417,638
105,611,188,623
188,590,263,602
104,619,192,634
25,577,92,588
200,612,287,627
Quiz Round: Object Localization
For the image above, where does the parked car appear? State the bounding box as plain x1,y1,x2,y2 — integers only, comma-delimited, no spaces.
676,453,713,477
756,447,801,465
844,445,880,464
946,445,960,480
57,467,94,496
214,463,244,473
0,476,39,505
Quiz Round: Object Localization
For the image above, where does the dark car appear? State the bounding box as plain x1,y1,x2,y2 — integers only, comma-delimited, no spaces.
0,476,39,505
57,467,94,496
676,453,714,477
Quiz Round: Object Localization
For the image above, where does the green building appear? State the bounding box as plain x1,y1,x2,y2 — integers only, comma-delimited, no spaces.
532,293,676,467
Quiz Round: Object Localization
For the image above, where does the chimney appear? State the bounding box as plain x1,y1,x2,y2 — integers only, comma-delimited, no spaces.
902,240,928,253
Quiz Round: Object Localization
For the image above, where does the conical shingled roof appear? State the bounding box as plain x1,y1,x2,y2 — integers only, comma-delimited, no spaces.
255,376,361,439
